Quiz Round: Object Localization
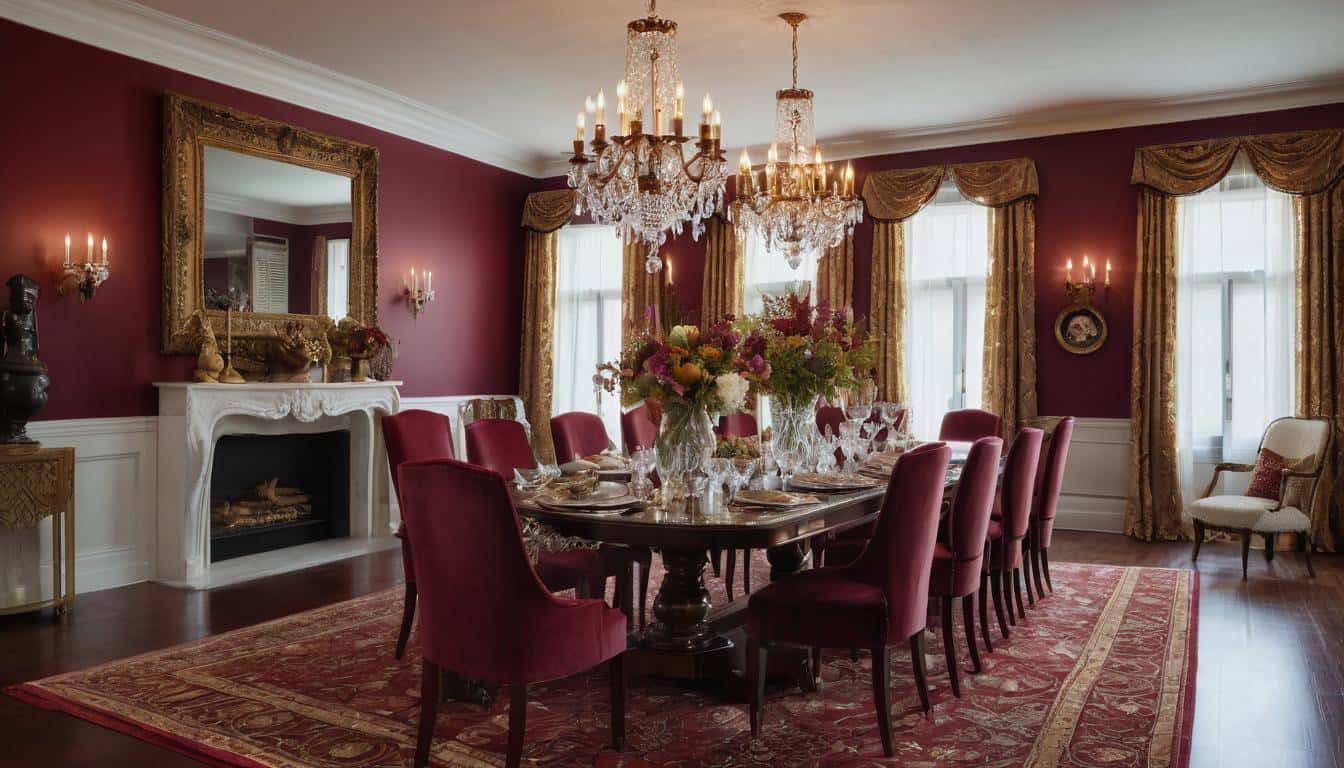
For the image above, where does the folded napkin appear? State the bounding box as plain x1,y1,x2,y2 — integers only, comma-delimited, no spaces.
583,453,626,471
560,459,600,475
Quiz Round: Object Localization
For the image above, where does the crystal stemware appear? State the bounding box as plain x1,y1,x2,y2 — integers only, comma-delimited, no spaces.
730,457,758,501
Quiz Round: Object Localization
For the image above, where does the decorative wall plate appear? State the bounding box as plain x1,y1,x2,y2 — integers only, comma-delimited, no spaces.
1054,302,1107,355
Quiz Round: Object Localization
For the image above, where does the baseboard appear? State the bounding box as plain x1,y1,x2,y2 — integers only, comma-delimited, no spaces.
1055,495,1127,534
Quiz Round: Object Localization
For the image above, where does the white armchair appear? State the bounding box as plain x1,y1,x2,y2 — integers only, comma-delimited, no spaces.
1189,416,1331,579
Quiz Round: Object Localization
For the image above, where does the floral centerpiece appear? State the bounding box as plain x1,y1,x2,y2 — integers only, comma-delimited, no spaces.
345,325,391,382
598,317,760,496
739,292,877,456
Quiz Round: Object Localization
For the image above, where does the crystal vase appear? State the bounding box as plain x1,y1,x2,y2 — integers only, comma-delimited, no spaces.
769,395,819,462
654,402,715,501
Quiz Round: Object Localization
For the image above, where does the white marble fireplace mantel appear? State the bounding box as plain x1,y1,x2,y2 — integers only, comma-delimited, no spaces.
154,381,401,588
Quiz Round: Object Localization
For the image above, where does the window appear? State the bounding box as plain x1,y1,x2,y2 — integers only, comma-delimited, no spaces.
249,235,289,313
903,182,989,438
742,233,819,315
326,238,350,320
552,225,624,442
1176,155,1294,475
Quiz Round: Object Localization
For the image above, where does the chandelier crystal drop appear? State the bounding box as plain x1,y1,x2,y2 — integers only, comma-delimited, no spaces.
566,0,729,274
728,12,863,271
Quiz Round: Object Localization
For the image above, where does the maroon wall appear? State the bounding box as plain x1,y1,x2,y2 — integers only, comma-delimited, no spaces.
0,19,533,420
550,102,1344,418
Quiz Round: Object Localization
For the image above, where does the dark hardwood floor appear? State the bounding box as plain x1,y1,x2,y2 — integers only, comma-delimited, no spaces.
0,531,1339,767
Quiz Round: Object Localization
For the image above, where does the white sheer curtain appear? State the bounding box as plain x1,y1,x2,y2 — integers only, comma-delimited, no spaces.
1175,152,1295,504
903,181,989,439
325,238,349,320
742,233,819,315
552,225,624,441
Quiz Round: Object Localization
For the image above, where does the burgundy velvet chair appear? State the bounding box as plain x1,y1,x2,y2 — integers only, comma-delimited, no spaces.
984,428,1043,639
551,411,612,463
381,409,456,660
928,436,1003,697
745,442,951,756
717,412,758,439
397,458,627,768
464,418,649,629
1027,418,1074,599
938,408,1004,442
620,403,657,454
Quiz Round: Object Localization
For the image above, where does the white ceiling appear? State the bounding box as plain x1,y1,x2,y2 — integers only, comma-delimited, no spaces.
203,147,352,224
14,0,1344,176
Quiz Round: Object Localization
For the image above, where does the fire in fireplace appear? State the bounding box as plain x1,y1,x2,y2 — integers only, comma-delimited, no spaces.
209,431,350,562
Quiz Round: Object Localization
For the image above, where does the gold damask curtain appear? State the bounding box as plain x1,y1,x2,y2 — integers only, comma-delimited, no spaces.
1296,181,1344,551
519,189,575,464
862,158,1039,427
622,242,664,348
701,215,743,323
310,235,327,317
815,233,854,310
869,222,906,402
1128,128,1344,546
1127,189,1184,541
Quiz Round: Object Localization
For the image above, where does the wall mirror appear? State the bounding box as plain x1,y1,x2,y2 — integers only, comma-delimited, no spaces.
162,92,379,354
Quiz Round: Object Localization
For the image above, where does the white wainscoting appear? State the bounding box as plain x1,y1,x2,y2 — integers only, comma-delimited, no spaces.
29,416,158,595
1053,417,1131,534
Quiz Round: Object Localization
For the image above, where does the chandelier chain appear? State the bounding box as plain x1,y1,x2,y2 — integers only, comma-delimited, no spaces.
791,21,798,89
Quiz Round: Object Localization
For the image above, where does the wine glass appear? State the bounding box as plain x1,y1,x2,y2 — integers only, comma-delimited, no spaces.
730,457,757,501
629,448,654,498
704,457,732,506
776,448,800,490
761,441,778,485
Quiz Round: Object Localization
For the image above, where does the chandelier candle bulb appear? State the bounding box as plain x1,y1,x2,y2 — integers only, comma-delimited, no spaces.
575,112,585,142
702,93,712,124
101,238,107,265
1105,259,1112,286
595,89,605,126
63,234,71,268
86,234,93,261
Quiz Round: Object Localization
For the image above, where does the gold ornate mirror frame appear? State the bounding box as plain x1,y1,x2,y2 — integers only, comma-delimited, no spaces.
161,92,380,354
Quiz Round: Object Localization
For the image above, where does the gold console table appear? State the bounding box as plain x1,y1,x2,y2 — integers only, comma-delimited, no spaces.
0,445,75,615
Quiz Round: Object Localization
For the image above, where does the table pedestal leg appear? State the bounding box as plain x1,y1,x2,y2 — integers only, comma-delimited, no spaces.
633,548,733,680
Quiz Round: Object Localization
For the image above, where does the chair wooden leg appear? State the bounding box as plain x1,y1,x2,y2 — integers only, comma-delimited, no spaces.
414,659,440,768
608,654,626,750
1023,550,1036,607
1002,569,1017,627
810,646,823,690
1041,548,1054,593
1030,542,1046,600
747,638,766,736
1013,569,1027,621
1264,532,1276,562
963,594,982,673
909,633,931,715
396,581,417,661
742,550,752,594
617,563,634,634
940,597,961,697
638,560,650,630
1303,532,1316,577
1191,519,1204,562
989,571,1009,640
505,683,528,768
725,549,737,602
1240,530,1251,580
978,573,994,653
871,644,894,757
709,545,722,578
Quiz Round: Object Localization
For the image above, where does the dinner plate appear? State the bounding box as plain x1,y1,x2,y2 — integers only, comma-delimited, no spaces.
788,472,882,492
535,481,639,510
733,489,821,508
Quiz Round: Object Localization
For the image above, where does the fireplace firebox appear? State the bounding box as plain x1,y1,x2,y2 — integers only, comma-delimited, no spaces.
209,431,350,562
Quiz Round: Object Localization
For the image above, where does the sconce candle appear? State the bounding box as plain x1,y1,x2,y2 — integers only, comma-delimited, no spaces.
58,232,111,302
402,266,436,320
1064,253,1107,303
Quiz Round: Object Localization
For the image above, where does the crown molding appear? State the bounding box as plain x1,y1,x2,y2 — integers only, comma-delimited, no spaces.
205,192,351,226
541,75,1344,177
0,0,545,177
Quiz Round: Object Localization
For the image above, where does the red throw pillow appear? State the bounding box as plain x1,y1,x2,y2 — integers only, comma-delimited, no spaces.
1246,448,1291,500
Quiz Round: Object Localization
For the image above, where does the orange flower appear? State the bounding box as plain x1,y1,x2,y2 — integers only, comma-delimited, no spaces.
698,345,722,361
786,336,805,349
672,362,704,388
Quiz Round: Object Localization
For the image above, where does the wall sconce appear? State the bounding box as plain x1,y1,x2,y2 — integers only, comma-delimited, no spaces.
1064,253,1109,302
402,266,435,320
56,233,110,302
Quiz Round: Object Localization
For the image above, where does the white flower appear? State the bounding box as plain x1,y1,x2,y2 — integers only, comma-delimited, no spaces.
715,372,750,413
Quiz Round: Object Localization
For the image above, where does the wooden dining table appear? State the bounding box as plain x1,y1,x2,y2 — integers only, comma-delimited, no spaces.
515,464,966,684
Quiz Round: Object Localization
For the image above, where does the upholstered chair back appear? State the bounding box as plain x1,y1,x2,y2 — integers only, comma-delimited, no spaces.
815,402,845,438
1261,417,1330,468
398,458,586,683
718,412,759,439
850,441,950,642
620,404,658,453
465,418,537,477
1032,417,1075,548
947,437,1004,564
1001,428,1044,542
382,410,455,501
551,412,611,463
939,408,1004,442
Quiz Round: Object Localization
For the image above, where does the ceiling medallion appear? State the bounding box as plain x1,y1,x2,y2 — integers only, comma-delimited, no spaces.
566,0,729,273
729,12,862,270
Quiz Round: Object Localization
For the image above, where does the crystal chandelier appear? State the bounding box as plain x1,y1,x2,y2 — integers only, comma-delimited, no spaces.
729,12,862,270
567,1,729,273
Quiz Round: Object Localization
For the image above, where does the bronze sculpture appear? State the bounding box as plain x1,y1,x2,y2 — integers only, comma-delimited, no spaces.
0,275,51,443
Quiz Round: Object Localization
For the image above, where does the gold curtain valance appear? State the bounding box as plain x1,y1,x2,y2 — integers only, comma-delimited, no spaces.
1130,128,1344,197
861,157,1039,221
521,189,578,233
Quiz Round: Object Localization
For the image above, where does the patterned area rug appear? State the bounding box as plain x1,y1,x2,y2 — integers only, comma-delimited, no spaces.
7,560,1196,768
